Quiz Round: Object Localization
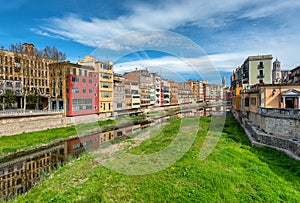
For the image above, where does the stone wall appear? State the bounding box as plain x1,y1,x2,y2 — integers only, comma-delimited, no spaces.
0,113,67,136
248,111,300,138
244,119,300,157
232,109,300,159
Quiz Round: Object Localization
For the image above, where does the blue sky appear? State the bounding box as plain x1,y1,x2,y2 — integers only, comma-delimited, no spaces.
1,0,300,84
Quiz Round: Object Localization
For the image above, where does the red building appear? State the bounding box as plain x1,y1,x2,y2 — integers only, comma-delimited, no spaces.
66,68,99,116
50,62,99,116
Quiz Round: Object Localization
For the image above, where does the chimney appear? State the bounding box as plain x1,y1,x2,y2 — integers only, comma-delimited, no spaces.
23,43,35,56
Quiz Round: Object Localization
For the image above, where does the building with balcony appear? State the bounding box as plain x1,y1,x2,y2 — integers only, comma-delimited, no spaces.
178,82,193,104
162,79,170,106
288,66,300,85
151,73,162,107
78,56,113,115
0,43,56,109
124,80,140,110
49,62,99,116
113,73,126,112
170,81,179,106
124,69,152,108
239,55,273,88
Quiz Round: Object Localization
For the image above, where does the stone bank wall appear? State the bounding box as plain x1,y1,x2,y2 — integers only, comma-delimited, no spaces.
248,111,300,138
0,114,67,136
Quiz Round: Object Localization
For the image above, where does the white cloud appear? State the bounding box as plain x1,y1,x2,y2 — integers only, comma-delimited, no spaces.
33,0,300,71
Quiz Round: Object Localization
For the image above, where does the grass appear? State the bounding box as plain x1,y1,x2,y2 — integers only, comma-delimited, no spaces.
12,117,300,202
0,119,116,156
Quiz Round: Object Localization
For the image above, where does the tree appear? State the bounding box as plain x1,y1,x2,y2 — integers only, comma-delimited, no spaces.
42,46,66,62
3,90,17,109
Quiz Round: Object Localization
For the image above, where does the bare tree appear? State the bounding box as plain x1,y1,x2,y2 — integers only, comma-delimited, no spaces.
42,46,66,62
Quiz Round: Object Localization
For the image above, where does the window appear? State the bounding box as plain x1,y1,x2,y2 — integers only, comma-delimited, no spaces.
84,70,88,76
102,82,111,88
72,98,93,111
89,78,92,84
131,90,138,94
82,78,86,83
89,88,93,93
244,97,249,107
79,69,82,76
101,92,112,98
72,76,79,82
94,74,97,78
102,73,111,79
103,64,111,70
259,61,263,67
250,97,256,106
72,68,76,75
72,88,80,93
82,88,86,93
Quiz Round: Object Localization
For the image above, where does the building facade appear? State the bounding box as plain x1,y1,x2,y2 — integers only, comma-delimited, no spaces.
78,56,113,115
49,62,99,116
0,43,56,109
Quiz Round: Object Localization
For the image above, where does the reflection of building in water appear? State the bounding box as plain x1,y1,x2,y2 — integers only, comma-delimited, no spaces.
0,144,65,198
114,124,141,138
67,134,100,158
100,130,114,144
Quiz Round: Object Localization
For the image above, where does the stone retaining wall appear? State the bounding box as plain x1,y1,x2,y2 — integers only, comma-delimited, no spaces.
0,114,67,136
248,111,300,138
232,109,300,159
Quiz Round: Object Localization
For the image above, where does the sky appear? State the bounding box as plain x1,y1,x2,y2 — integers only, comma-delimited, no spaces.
1,0,300,84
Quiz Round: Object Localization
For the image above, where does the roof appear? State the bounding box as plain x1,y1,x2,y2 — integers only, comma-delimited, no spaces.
281,89,300,96
290,66,300,73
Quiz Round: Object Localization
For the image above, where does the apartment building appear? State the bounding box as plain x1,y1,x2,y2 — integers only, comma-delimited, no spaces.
178,82,193,104
124,80,140,110
49,62,99,116
162,79,170,106
188,80,207,103
124,69,152,108
288,66,300,85
170,81,179,106
113,73,126,112
151,73,162,106
0,43,56,109
78,56,113,115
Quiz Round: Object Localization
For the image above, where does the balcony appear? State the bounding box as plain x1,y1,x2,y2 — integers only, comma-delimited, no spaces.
257,65,264,69
257,74,264,79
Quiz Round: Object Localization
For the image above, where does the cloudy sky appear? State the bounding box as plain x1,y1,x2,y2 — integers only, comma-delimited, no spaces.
1,0,299,84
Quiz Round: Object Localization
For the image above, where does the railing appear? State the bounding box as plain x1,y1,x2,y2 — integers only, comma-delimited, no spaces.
0,109,64,117
257,74,264,79
258,107,300,119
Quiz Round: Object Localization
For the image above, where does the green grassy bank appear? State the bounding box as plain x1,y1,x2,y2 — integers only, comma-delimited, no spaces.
12,117,300,202
0,119,115,156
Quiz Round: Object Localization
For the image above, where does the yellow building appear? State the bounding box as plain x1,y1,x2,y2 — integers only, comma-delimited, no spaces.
231,84,242,110
239,84,300,113
0,43,56,109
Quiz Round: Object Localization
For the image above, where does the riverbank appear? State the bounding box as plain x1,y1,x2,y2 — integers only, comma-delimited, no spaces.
0,104,223,157
13,117,300,202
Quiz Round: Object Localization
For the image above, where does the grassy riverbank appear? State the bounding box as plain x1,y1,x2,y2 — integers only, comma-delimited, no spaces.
0,119,115,156
13,117,300,202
